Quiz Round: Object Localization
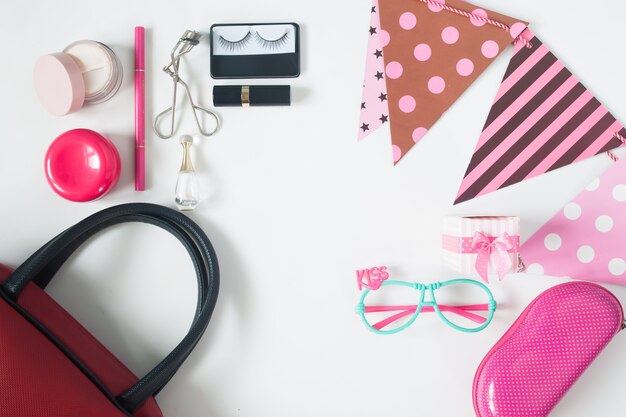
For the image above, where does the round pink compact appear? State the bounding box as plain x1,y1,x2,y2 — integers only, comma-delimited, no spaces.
44,129,121,202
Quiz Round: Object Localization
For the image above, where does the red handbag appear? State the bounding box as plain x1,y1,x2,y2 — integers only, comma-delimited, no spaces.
0,203,220,416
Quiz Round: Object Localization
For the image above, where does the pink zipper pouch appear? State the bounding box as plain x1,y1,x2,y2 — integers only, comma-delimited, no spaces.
473,282,624,417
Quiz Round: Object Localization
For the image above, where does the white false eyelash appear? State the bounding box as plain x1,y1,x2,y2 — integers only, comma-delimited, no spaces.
217,32,253,51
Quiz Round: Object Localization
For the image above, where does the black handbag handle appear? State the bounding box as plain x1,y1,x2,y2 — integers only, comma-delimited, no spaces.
0,203,220,412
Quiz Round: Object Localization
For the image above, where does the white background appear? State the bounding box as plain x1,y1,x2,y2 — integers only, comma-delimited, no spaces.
1,0,625,416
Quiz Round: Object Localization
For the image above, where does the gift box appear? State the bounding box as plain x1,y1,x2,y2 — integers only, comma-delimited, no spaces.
443,216,521,282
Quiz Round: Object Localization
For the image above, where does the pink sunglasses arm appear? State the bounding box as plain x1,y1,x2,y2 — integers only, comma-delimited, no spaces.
366,304,489,330
371,309,415,330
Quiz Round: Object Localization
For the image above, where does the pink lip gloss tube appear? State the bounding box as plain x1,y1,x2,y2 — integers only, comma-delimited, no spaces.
135,26,146,191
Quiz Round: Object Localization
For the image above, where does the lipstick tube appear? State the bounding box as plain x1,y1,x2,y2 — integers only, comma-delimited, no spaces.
213,85,291,107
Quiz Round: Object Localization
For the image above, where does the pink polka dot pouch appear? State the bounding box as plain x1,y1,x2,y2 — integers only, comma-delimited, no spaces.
473,282,624,417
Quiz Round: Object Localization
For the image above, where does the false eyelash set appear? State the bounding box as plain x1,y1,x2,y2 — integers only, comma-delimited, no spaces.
210,23,300,79
216,30,291,51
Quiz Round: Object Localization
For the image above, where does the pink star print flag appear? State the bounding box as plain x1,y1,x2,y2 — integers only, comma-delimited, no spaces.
359,0,528,164
455,29,626,204
521,155,626,285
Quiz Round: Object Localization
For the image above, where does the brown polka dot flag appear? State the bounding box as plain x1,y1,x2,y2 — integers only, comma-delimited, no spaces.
360,0,528,164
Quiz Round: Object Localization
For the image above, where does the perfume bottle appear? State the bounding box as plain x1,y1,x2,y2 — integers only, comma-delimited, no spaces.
175,135,200,210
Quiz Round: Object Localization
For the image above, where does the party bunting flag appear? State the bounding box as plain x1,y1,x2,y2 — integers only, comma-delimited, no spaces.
521,153,626,285
359,0,528,164
359,0,390,142
455,29,626,204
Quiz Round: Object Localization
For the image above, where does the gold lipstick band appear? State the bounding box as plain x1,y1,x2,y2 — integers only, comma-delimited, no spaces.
241,85,250,107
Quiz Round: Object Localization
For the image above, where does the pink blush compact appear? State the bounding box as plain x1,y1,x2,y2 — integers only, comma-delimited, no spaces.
44,129,121,202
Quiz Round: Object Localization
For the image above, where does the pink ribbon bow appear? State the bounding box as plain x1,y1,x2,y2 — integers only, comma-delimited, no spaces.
471,232,515,283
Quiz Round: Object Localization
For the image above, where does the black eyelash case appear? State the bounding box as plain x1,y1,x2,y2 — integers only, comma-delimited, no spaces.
210,23,300,79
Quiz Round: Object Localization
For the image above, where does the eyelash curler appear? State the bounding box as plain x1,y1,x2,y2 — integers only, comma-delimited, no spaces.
154,30,220,139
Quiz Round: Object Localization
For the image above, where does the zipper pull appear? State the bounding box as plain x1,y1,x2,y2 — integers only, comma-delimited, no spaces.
516,254,526,273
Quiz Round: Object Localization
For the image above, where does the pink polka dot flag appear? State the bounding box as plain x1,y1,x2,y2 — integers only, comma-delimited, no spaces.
359,0,528,164
455,29,626,204
521,155,626,285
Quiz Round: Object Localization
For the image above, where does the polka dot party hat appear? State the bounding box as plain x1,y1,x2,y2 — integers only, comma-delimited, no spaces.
521,155,626,285
359,0,528,164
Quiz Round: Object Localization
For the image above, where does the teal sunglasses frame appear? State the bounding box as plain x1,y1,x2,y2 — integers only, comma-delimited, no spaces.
356,279,496,334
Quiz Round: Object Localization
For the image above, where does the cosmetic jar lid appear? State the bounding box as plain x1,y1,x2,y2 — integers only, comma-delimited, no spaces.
44,129,121,202
34,53,86,116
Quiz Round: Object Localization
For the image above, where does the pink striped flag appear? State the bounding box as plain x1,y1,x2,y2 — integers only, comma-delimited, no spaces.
455,29,626,204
